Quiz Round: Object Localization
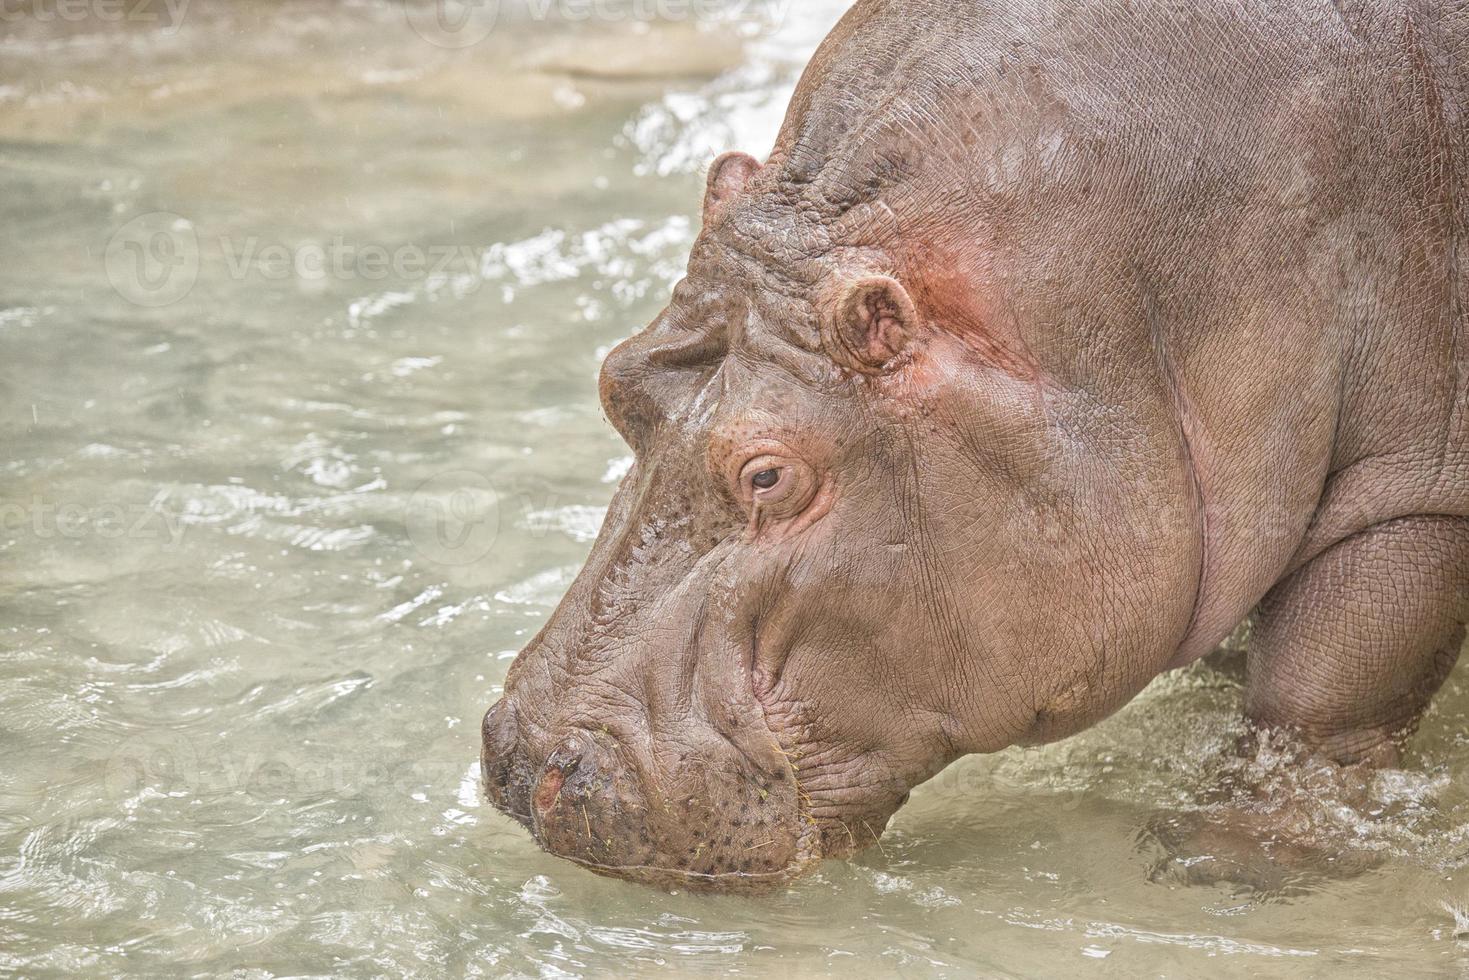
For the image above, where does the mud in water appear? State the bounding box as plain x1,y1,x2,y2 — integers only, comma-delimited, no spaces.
1,1,1468,975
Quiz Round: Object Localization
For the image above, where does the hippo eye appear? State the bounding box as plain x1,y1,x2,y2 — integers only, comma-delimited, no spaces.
733,453,817,524
741,460,790,500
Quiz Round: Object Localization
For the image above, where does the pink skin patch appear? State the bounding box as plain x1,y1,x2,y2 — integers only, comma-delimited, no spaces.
532,766,565,817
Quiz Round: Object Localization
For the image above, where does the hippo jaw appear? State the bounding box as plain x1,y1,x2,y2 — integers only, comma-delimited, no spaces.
479,572,823,892
480,642,918,893
480,691,828,892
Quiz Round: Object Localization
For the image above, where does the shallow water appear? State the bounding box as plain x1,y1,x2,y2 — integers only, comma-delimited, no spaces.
1,2,1468,976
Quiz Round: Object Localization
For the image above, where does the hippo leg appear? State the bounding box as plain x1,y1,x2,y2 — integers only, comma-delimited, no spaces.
1245,515,1469,765
1147,516,1468,890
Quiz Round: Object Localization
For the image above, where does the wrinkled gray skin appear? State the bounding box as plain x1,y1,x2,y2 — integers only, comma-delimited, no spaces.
482,0,1469,890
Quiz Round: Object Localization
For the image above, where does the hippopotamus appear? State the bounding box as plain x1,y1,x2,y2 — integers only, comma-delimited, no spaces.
480,0,1468,890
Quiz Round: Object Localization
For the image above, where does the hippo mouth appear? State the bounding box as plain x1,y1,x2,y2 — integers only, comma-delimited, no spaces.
514,831,822,894
481,693,824,892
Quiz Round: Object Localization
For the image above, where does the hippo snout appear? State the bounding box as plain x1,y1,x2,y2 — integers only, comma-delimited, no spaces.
478,702,668,876
479,690,817,891
481,703,634,836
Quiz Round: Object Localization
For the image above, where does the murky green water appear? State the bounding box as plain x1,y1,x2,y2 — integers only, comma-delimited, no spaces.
2,2,1468,976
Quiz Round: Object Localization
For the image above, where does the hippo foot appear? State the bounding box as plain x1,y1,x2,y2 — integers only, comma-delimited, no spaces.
1140,732,1387,894
1141,806,1383,895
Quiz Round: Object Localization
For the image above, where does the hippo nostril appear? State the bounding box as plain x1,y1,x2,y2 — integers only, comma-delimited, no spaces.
545,739,584,776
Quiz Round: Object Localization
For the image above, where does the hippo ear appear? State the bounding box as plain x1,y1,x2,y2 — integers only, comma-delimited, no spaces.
703,151,761,223
823,275,920,374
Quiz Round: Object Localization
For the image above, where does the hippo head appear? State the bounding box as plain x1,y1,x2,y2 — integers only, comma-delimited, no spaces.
481,141,1197,889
